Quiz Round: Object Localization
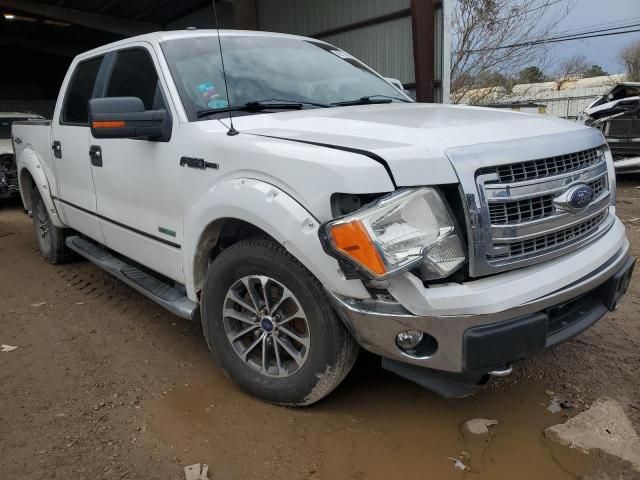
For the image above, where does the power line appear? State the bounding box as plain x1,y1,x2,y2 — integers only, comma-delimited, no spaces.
465,25,640,53
555,16,640,36
541,22,640,43
552,11,640,33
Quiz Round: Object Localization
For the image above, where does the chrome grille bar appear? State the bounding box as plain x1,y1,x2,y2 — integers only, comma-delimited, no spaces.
490,211,609,263
488,175,608,225
478,147,602,183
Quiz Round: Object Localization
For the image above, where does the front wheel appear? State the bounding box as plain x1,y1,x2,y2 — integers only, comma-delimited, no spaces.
201,239,358,406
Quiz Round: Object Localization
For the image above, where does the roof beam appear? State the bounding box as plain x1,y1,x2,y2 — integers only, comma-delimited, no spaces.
0,0,160,36
0,33,82,57
133,0,173,20
97,0,121,13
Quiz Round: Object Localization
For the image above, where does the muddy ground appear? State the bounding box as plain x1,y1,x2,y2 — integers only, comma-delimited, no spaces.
1,178,639,480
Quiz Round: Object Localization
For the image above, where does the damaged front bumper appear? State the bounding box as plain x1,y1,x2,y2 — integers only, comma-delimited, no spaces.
330,219,634,398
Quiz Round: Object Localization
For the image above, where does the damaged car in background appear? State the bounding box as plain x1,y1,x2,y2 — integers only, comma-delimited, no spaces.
581,82,640,173
1,112,43,200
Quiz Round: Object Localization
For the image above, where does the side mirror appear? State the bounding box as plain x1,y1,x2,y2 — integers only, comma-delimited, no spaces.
88,97,172,142
384,77,406,93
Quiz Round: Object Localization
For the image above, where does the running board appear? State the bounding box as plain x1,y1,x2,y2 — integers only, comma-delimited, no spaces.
65,236,199,321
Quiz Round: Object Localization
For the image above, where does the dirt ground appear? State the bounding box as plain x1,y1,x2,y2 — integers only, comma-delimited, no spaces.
1,177,639,480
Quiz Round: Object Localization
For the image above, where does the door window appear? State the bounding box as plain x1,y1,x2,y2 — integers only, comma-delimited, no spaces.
61,56,104,125
106,49,166,110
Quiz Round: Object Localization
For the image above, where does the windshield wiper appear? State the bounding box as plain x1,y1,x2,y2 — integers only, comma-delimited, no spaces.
330,95,411,107
197,99,328,118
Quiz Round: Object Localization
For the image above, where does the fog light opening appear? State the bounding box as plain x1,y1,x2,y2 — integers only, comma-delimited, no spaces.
396,330,423,350
395,330,438,357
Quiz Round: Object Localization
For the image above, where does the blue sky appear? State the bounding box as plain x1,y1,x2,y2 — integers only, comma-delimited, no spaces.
549,0,640,74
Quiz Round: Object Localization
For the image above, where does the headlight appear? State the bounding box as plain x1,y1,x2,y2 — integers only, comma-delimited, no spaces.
321,188,466,280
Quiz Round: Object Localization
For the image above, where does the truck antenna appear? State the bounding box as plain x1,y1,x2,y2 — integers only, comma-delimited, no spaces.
212,0,239,136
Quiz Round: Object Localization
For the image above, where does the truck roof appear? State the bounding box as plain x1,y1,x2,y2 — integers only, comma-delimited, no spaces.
76,29,320,61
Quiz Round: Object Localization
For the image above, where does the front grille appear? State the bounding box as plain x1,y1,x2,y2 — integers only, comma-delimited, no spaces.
491,212,607,260
450,131,612,277
488,176,608,225
479,147,602,183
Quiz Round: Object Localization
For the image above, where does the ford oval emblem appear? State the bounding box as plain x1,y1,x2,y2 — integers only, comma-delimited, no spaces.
567,184,595,210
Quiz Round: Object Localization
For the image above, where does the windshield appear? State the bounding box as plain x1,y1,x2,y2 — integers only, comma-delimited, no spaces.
161,35,409,121
0,118,29,139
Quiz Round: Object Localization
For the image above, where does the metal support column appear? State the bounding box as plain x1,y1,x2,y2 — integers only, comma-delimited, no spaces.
411,0,440,103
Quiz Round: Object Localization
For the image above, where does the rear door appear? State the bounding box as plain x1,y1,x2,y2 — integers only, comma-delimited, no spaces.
90,45,183,282
51,55,105,242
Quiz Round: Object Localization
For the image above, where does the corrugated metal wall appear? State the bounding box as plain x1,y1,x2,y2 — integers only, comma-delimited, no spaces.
257,0,415,84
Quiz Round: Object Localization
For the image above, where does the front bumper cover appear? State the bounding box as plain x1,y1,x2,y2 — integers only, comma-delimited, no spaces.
330,248,634,396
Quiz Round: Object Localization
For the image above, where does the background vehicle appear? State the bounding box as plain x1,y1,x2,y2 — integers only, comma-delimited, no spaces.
0,112,43,200
580,82,640,173
12,30,634,405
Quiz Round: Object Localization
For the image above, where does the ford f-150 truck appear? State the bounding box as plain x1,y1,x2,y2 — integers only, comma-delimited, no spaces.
12,30,635,405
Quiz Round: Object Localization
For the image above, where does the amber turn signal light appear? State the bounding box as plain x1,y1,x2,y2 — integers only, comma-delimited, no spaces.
92,120,126,129
328,220,387,276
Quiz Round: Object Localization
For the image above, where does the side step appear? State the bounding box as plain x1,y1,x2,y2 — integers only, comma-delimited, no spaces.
65,236,199,321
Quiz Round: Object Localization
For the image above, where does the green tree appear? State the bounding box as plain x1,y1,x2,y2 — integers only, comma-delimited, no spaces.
518,66,545,84
583,65,608,78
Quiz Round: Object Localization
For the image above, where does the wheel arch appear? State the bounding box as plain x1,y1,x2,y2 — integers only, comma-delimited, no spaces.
18,167,36,210
183,178,370,302
17,147,65,228
192,217,274,297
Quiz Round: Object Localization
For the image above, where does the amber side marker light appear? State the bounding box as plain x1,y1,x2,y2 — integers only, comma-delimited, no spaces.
92,120,126,129
328,220,387,276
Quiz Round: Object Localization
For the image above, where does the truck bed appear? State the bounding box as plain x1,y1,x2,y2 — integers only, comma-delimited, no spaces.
12,120,56,207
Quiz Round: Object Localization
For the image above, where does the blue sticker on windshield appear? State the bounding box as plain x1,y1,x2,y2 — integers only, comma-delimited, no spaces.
197,81,227,107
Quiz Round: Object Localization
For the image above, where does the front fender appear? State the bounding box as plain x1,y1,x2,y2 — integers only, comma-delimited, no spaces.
17,147,64,228
183,178,370,301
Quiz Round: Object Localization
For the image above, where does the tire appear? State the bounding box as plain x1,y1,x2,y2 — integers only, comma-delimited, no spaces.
31,188,73,264
201,238,359,406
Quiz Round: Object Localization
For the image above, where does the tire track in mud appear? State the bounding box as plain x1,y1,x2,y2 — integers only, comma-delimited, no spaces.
54,262,162,321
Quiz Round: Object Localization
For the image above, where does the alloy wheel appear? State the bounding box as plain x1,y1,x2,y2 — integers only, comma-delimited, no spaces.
222,275,310,378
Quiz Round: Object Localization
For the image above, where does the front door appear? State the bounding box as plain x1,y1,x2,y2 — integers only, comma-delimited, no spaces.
90,45,183,282
51,55,105,243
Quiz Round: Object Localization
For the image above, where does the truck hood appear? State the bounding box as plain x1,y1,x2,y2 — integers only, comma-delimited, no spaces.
233,103,591,186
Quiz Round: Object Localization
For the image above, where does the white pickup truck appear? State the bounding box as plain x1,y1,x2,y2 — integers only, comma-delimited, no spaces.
12,30,635,405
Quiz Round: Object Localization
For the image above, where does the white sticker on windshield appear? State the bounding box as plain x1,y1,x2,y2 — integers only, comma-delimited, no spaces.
332,50,353,60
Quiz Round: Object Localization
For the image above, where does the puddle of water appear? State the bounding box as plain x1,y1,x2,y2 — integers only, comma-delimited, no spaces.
143,364,602,480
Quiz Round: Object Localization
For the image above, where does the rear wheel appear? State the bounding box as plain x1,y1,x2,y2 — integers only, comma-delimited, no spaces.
31,188,73,264
201,239,358,406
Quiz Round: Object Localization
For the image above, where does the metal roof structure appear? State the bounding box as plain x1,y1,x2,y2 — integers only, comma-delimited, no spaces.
0,0,215,57
0,0,447,117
